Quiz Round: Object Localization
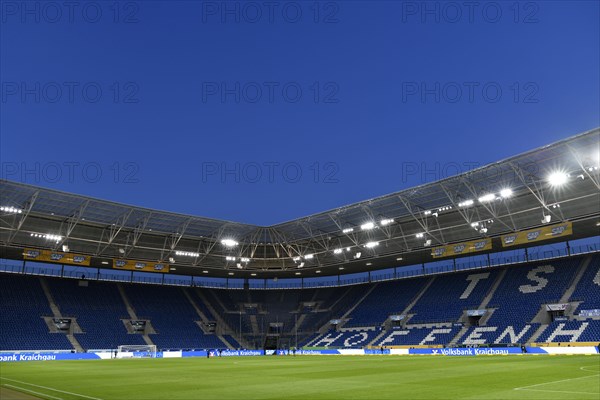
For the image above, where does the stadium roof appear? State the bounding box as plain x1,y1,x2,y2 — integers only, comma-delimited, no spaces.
1,128,599,278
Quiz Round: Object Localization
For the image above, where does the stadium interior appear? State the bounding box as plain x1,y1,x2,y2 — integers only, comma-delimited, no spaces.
1,129,599,353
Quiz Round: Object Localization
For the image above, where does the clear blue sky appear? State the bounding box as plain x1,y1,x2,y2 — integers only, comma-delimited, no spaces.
1,0,598,225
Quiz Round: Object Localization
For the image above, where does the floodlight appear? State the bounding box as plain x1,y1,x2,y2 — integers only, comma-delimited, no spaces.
365,241,379,248
458,199,474,207
548,171,568,186
221,239,239,247
380,218,394,226
360,222,375,230
500,188,513,198
478,194,495,203
333,248,343,254
304,254,314,260
342,228,354,234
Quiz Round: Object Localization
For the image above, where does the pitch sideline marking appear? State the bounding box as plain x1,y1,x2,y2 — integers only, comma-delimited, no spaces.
514,388,599,395
3,383,64,400
514,373,599,392
0,378,102,400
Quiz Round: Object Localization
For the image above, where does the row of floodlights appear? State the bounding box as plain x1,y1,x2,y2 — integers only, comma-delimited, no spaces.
30,233,62,242
342,219,394,234
1,206,23,214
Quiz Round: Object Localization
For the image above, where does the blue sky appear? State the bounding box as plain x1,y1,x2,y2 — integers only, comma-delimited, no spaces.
1,0,599,225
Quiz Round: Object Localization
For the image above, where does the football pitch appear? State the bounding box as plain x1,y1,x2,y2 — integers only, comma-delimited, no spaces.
0,355,598,400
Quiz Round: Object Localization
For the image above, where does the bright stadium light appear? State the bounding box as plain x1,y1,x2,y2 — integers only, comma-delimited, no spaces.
478,193,496,203
364,241,379,248
333,248,343,254
458,199,474,207
225,256,235,261
31,233,63,242
304,254,314,260
354,252,362,259
415,233,424,239
342,227,354,234
548,171,569,186
424,210,432,215
221,239,239,247
176,251,200,257
471,222,479,228
293,256,301,262
0,206,23,214
240,257,250,263
380,218,394,226
298,262,305,268
360,222,375,230
500,188,513,198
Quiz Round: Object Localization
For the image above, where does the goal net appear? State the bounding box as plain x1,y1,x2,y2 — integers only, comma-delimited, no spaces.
117,345,157,358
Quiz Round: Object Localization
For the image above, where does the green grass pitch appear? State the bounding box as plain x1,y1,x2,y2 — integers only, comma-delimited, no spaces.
1,355,598,399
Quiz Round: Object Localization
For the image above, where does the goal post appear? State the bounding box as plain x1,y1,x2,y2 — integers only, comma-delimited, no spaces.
117,344,157,358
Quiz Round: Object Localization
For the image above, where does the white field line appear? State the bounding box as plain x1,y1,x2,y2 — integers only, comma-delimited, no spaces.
514,373,599,393
513,388,599,395
0,378,102,400
3,383,64,400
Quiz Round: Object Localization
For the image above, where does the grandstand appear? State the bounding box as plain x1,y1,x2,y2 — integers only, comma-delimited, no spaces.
0,129,599,353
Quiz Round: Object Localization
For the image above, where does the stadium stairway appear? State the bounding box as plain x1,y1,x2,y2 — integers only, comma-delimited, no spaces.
399,276,435,321
448,326,470,346
250,315,259,335
117,284,156,347
559,255,592,303
218,334,235,349
39,277,84,352
182,288,210,324
529,256,591,325
527,324,550,343
194,288,248,348
339,284,378,324
477,269,507,310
